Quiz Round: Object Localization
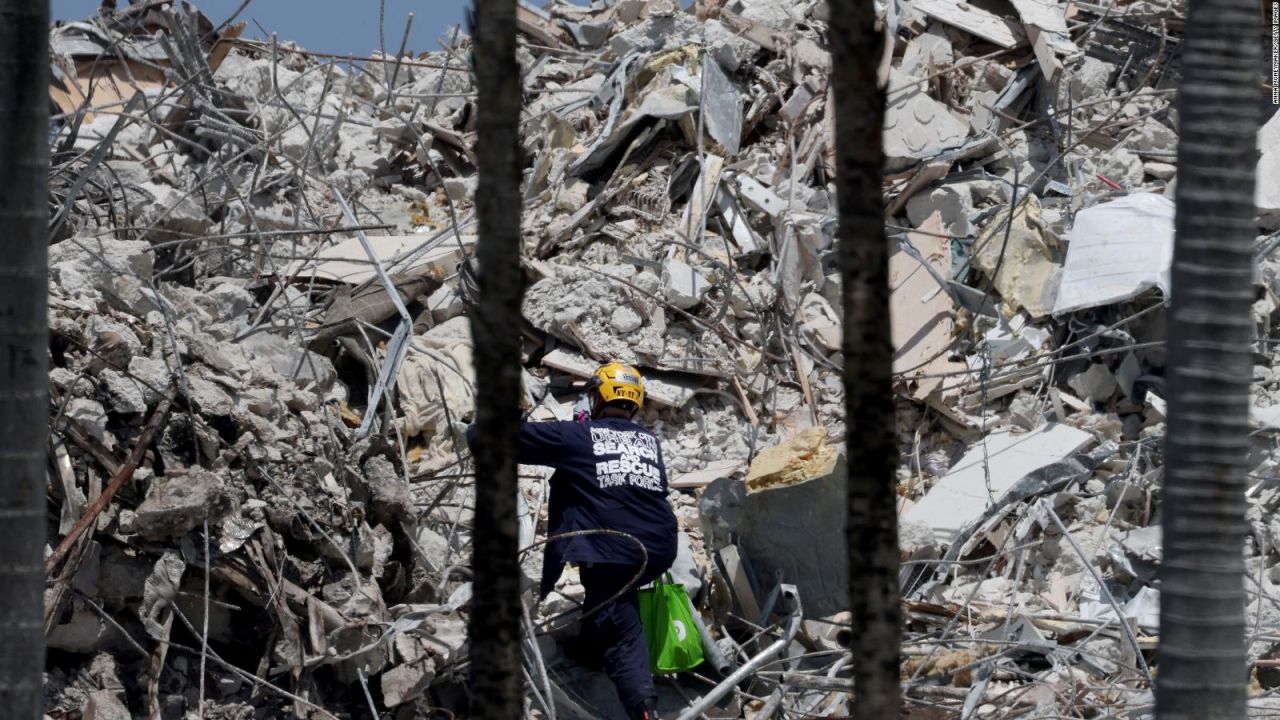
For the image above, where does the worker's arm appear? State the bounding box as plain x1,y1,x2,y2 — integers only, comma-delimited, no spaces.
463,420,581,469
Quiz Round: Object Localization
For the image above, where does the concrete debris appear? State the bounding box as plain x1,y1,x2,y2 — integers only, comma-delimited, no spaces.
907,424,1094,545
891,212,967,399
133,469,236,540
884,68,970,171
743,426,837,493
40,0,1249,717
971,198,1061,319
1054,193,1176,314
911,0,1026,49
701,451,849,617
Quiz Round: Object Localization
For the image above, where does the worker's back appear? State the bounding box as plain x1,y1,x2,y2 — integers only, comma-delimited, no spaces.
497,416,678,594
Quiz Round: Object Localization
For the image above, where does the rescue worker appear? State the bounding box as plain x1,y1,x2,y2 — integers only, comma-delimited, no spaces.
465,362,677,719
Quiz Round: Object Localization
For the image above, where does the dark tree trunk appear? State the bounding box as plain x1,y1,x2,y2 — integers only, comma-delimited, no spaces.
0,0,50,716
467,0,525,717
1157,0,1259,717
829,4,900,719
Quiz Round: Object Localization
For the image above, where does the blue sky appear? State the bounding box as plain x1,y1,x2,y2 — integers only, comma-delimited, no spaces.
52,0,474,56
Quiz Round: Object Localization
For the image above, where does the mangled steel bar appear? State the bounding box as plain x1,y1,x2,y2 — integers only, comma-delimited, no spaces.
676,584,802,720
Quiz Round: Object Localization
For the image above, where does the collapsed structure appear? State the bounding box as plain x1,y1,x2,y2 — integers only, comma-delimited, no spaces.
39,0,1280,717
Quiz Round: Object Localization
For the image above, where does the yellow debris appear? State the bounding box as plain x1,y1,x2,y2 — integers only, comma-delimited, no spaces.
337,401,363,428
744,426,837,493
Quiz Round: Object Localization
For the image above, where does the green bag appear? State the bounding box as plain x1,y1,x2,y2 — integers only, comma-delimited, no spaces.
638,573,705,674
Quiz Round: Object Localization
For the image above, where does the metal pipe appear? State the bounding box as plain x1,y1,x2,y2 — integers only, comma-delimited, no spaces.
689,599,735,676
675,585,802,720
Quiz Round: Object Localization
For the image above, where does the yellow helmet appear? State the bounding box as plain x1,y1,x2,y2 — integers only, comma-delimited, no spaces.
590,362,645,409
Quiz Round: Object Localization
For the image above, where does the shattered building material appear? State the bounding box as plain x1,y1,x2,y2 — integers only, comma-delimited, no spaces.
701,433,848,618
742,426,837,493
1053,193,1176,314
883,67,971,171
910,0,1026,48
891,212,967,399
971,198,1062,318
906,424,1094,546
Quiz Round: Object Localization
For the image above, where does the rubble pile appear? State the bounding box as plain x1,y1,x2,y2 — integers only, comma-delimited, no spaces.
39,0,1280,717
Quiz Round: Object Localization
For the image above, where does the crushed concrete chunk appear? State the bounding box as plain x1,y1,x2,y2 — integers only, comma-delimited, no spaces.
744,426,837,493
67,398,110,445
661,258,709,310
608,14,700,56
381,659,435,707
610,305,644,333
236,332,336,389
84,689,132,720
134,469,235,539
99,368,149,414
363,456,413,526
185,375,234,416
1067,364,1117,404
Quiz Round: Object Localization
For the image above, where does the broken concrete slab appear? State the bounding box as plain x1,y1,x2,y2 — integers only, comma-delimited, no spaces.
906,184,975,237
704,18,761,70
541,347,701,409
608,13,701,56
134,468,236,539
1053,193,1175,314
49,236,154,281
288,234,471,285
669,458,747,489
700,447,849,617
911,0,1026,49
891,212,967,399
732,173,789,220
907,424,1094,545
732,0,802,30
884,68,971,172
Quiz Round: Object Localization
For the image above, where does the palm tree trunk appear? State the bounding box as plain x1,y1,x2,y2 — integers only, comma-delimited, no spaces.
467,0,525,716
0,0,50,716
829,4,900,718
1157,0,1259,716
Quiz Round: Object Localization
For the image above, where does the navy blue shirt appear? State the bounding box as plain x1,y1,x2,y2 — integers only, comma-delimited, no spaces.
467,417,678,595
